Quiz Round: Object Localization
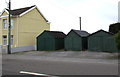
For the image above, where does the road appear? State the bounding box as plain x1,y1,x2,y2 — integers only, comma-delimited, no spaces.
2,54,118,75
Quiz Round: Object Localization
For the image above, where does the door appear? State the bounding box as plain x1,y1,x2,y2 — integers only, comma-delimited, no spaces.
73,37,81,51
45,38,54,50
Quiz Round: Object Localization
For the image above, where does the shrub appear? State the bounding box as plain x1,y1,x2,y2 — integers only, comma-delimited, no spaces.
109,23,120,34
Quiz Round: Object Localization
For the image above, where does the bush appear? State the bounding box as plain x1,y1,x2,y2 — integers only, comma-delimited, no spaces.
109,23,120,34
115,31,120,51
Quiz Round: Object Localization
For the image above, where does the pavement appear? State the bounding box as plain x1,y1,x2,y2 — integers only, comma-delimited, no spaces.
2,51,119,64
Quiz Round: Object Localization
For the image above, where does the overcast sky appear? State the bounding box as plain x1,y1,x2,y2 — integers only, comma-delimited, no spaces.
0,0,119,34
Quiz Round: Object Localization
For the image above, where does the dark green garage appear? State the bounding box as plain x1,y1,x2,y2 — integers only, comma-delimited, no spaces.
88,29,118,52
65,29,89,51
37,30,66,51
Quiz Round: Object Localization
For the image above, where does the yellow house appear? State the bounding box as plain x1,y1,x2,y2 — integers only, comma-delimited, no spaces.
0,5,50,52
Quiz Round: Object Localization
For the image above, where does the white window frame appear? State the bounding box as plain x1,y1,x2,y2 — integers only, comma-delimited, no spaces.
3,19,7,30
11,19,14,29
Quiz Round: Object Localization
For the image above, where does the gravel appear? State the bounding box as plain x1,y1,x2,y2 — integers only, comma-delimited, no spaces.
11,51,118,59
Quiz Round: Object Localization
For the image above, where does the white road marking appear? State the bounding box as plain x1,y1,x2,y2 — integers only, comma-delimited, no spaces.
20,71,51,76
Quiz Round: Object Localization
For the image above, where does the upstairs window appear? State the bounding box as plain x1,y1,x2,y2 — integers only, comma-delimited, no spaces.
11,19,14,29
11,35,13,45
3,19,7,29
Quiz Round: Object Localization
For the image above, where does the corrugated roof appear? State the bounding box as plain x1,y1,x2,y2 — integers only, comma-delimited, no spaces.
45,30,66,38
88,29,113,37
7,5,35,16
72,29,90,37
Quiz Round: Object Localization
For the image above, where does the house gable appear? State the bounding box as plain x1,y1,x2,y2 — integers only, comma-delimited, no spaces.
20,7,48,23
19,6,48,22
0,5,48,22
0,11,8,18
18,8,50,33
0,9,8,17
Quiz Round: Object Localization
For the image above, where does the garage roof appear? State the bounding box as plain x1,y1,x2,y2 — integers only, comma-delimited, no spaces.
44,30,66,38
88,29,113,37
67,29,90,37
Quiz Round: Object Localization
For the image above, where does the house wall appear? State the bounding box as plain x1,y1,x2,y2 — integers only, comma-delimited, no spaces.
0,18,1,52
0,8,50,52
0,18,2,45
0,11,17,50
18,8,50,48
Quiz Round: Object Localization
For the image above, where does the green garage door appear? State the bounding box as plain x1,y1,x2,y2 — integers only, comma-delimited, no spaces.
65,37,81,51
103,37,118,52
65,37,72,50
88,36,118,52
88,37,101,51
38,38,45,50
45,38,55,50
38,38,55,50
73,37,81,50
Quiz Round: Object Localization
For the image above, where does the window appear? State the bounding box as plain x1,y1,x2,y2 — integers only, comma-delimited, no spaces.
3,19,7,29
3,36,7,45
2,35,13,46
11,35,13,45
11,19,14,29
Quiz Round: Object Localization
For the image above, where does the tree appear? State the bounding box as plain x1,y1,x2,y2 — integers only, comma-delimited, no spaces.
109,23,120,34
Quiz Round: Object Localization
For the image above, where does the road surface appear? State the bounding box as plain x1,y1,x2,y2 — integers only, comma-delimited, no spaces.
2,54,118,75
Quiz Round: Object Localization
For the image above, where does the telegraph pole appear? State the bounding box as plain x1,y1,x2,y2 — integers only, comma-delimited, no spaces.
79,17,81,30
8,0,11,54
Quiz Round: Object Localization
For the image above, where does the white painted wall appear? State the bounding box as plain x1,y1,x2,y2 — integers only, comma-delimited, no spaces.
11,45,36,53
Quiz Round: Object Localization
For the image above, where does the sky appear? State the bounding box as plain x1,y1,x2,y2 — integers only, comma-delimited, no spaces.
0,0,119,34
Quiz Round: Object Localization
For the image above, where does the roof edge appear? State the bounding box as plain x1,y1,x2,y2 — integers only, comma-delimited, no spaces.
66,29,81,37
66,29,89,37
0,5,49,23
37,30,66,38
19,5,36,17
0,8,9,16
35,6,49,22
19,5,49,22
88,29,113,37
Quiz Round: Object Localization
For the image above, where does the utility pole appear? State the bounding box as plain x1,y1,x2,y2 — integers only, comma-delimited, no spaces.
79,17,81,30
8,0,11,54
